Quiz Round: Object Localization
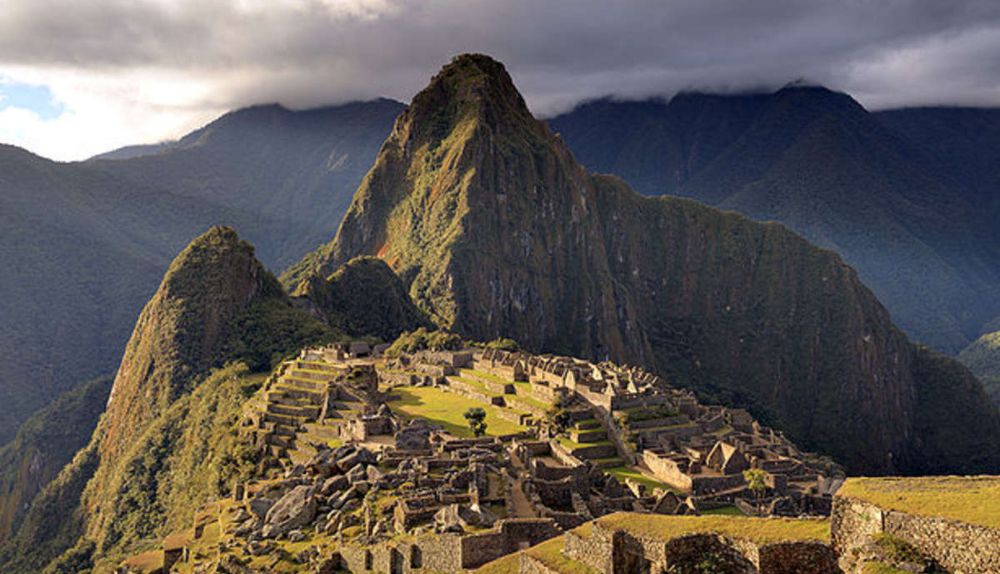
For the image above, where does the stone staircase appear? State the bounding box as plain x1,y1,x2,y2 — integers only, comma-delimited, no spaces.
262,360,345,462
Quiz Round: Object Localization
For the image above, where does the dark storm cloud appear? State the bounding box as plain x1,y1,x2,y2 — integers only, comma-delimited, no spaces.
1,0,999,114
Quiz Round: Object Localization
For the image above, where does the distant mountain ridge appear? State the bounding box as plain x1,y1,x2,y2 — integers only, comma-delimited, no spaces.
291,54,1000,475
0,100,401,445
549,92,1000,353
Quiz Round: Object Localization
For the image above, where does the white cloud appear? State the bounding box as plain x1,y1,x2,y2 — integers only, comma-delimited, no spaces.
0,0,998,160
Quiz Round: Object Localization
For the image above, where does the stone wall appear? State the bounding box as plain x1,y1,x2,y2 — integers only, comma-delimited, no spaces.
642,451,693,492
832,496,1000,574
458,518,562,569
758,542,840,574
564,521,839,574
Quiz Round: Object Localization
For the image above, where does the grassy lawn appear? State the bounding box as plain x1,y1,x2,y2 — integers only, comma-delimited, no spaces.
605,466,678,493
597,512,830,543
387,386,526,437
122,551,164,573
474,523,598,574
701,505,746,516
861,561,911,574
462,368,509,382
839,476,1000,529
556,436,613,451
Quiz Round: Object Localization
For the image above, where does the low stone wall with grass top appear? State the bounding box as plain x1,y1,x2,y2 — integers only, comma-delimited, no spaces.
560,512,835,574
832,476,1000,574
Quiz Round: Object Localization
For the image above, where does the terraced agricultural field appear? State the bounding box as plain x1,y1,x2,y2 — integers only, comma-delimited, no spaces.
838,476,1000,529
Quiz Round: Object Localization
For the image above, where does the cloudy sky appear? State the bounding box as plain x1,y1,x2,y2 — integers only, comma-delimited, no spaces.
1,0,999,161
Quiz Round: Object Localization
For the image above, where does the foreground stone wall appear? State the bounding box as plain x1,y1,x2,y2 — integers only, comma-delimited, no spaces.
563,521,839,574
832,496,1000,574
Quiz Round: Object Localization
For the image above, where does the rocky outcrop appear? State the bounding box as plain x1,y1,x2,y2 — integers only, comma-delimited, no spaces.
296,256,430,341
289,54,1000,475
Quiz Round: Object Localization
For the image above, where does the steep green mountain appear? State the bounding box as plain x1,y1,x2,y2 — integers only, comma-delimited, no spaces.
0,100,400,445
0,144,237,446
296,255,431,341
0,224,437,572
958,330,1000,406
548,94,1000,354
0,227,336,572
0,377,112,544
291,54,1000,475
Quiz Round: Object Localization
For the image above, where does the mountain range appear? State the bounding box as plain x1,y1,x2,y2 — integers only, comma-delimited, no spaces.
0,52,997,573
548,93,1000,354
0,100,400,444
288,54,1000,475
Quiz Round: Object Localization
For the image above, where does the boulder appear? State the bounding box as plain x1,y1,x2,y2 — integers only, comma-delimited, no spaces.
262,485,318,539
307,448,341,478
321,475,349,495
395,424,431,451
346,463,367,484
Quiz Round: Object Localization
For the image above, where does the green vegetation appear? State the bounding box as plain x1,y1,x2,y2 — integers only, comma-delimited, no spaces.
958,329,1000,406
0,99,399,447
861,561,910,574
616,405,679,424
701,506,745,516
0,376,112,543
596,512,830,544
0,442,101,574
224,295,338,372
839,476,1000,529
384,328,463,357
743,468,767,512
605,466,676,493
387,386,526,437
871,534,923,564
475,526,597,574
82,364,267,568
464,407,488,437
480,337,520,351
299,256,430,341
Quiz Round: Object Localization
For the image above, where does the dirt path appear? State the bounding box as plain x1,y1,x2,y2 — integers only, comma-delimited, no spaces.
507,449,537,518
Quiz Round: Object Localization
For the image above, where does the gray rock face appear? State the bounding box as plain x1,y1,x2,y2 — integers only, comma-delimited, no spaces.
262,485,318,539
395,423,431,451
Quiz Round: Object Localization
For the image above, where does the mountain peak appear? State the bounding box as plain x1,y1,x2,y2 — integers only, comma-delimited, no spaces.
101,226,276,460
404,53,534,140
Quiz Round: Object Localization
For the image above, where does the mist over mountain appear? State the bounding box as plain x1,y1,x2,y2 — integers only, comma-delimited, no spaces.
1,51,998,574
549,92,1000,354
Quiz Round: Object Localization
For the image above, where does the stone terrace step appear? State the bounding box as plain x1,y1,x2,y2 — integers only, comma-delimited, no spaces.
288,368,339,382
263,412,306,427
280,375,328,391
271,424,297,437
295,360,341,372
266,402,321,419
570,428,608,443
271,387,325,405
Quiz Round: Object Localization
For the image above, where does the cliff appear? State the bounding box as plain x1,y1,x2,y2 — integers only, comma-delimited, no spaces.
288,54,1000,475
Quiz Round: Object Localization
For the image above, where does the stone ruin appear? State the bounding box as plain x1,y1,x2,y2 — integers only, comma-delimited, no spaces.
139,343,847,573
